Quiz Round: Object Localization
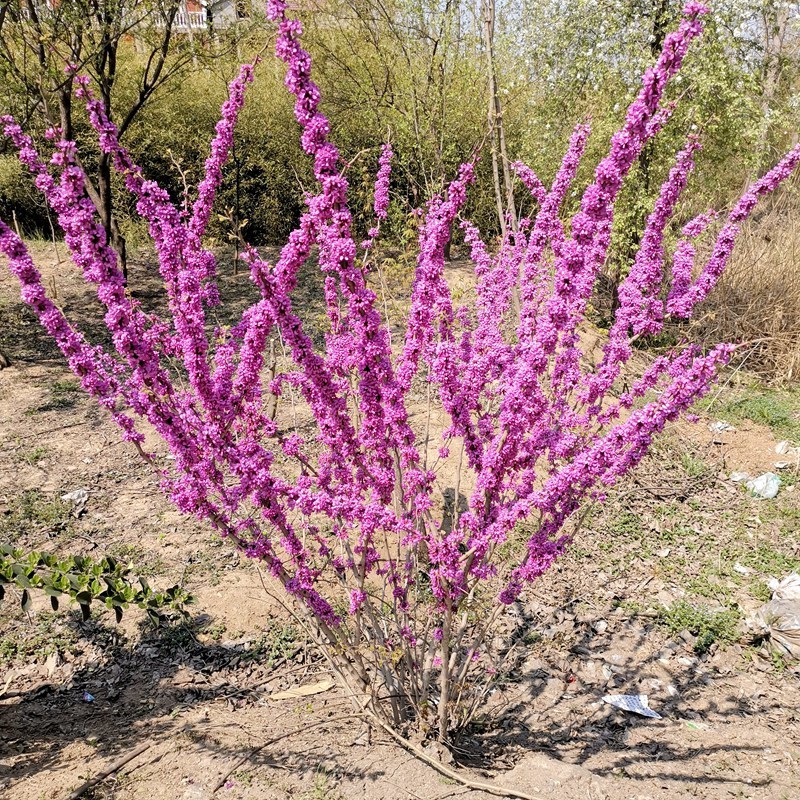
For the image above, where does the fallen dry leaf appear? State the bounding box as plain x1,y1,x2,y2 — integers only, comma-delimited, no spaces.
268,678,335,701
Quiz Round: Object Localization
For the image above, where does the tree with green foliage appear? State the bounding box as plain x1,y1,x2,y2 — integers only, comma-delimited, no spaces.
0,0,215,274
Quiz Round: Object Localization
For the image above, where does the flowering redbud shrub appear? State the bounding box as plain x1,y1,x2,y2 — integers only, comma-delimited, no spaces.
1,1,798,742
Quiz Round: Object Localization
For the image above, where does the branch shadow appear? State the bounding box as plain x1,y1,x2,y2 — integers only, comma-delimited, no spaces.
453,602,782,791
0,608,341,791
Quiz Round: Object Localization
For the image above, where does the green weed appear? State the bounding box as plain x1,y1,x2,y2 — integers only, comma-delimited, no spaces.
735,544,799,575
749,580,772,603
0,490,72,538
608,510,642,538
106,542,165,577
19,445,48,466
707,388,800,442
0,610,80,666
248,622,300,666
29,379,82,413
679,451,710,479
301,770,342,800
657,601,741,654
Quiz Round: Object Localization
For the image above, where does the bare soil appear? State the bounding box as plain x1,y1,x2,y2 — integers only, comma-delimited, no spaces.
0,244,798,800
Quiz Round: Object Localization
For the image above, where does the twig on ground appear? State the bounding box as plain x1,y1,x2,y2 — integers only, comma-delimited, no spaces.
211,708,538,799
365,713,541,800
6,420,89,439
209,645,307,704
65,740,154,800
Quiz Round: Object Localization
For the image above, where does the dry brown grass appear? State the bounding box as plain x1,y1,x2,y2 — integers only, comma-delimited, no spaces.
693,181,800,384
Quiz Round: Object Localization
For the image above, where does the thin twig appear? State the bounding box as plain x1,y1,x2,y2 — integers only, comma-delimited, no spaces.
366,712,542,800
65,740,153,800
703,346,754,412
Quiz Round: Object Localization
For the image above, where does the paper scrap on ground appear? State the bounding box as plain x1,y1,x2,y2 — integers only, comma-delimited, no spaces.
775,440,799,456
268,678,335,701
602,693,662,719
61,489,88,504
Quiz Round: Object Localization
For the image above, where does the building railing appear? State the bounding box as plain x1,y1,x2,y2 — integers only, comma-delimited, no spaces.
15,3,243,31
174,9,209,30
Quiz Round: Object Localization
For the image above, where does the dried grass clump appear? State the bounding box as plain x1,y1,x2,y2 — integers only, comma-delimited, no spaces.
694,181,800,384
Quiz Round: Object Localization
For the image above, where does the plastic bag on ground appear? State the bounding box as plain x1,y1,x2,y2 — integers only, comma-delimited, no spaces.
747,574,800,662
748,600,800,661
745,472,780,499
768,573,800,601
602,694,662,719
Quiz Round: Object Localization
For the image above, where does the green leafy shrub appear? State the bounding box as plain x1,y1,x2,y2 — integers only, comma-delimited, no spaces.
0,545,192,624
658,600,741,654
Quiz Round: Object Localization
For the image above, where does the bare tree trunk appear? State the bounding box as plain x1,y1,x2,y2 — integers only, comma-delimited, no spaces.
482,0,519,314
751,3,790,180
94,154,129,280
2,1,185,287
482,0,507,241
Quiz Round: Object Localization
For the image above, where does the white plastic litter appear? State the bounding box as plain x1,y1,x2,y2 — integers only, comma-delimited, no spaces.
60,488,89,517
745,472,781,499
748,600,800,662
729,471,750,483
708,421,735,434
768,573,800,602
61,488,88,505
602,694,662,719
734,563,752,576
775,441,798,456
747,573,800,662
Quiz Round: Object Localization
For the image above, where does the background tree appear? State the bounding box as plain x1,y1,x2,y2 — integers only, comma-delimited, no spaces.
0,0,207,275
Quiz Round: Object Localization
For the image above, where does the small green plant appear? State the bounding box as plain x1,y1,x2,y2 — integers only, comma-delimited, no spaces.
679,450,709,479
616,598,646,616
0,490,72,538
685,572,733,603
232,770,254,788
301,770,341,800
657,601,741,654
29,378,82,413
248,622,299,665
608,510,641,538
0,545,192,624
20,445,48,466
107,542,165,577
0,610,80,665
736,544,800,575
769,650,787,673
51,379,80,395
750,580,772,603
200,619,228,641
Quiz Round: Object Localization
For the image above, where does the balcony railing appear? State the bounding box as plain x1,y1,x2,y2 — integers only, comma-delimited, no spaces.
14,2,242,31
174,9,208,30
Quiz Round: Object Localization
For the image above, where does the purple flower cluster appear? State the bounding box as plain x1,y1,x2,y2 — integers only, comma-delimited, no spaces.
2,2,797,691
362,142,393,249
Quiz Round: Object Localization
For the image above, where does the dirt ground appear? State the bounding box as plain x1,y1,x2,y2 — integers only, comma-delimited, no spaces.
0,243,798,800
